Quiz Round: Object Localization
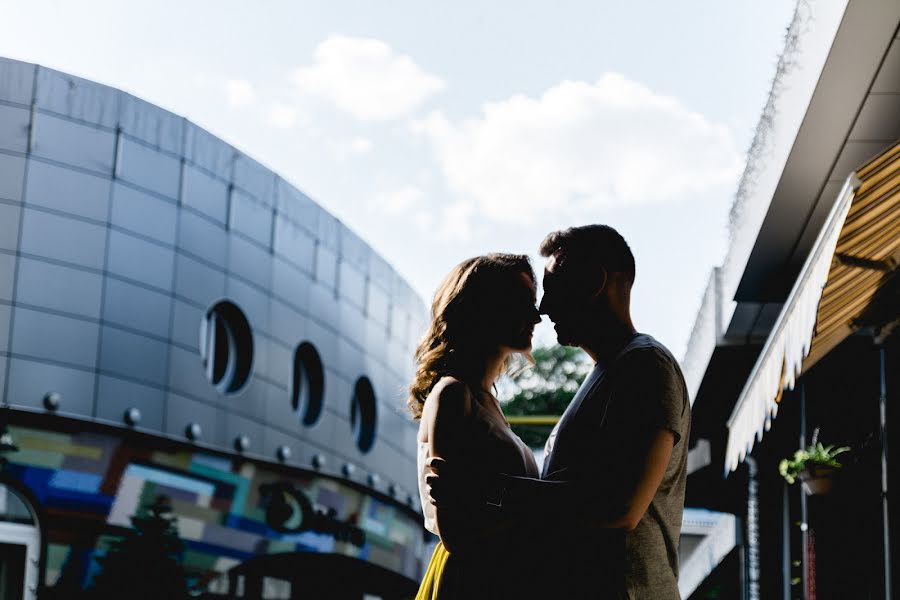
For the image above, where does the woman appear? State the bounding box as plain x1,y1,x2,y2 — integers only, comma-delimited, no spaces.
409,253,542,599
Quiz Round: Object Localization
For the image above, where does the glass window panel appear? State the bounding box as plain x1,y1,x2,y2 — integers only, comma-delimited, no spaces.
0,253,13,301
0,59,35,105
110,182,176,245
181,164,228,224
15,257,103,318
99,325,168,385
102,277,172,338
233,154,275,206
106,230,174,291
34,67,118,128
228,234,271,290
5,357,95,414
31,112,115,174
0,203,20,251
96,375,165,430
25,160,110,222
0,104,30,153
11,307,100,369
119,94,183,155
178,211,226,267
0,153,26,202
19,208,106,270
115,137,180,199
174,253,225,306
229,188,273,247
273,217,315,273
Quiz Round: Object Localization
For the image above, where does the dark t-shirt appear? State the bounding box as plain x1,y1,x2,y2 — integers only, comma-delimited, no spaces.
540,333,690,599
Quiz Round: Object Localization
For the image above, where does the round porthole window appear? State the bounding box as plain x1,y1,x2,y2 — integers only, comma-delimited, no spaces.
350,376,377,453
292,342,324,426
200,300,254,395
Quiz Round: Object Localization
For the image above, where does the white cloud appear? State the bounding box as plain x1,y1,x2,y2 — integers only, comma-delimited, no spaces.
225,79,256,108
374,184,423,214
349,136,373,154
412,73,743,226
292,35,446,121
268,103,301,128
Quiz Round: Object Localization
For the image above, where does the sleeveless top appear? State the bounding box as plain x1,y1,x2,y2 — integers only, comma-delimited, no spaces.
416,382,539,537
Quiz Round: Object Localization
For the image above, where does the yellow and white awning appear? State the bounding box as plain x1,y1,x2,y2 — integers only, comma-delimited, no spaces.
726,142,900,473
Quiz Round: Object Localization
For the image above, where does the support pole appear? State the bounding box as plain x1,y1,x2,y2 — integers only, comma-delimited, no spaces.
878,345,891,600
799,383,809,600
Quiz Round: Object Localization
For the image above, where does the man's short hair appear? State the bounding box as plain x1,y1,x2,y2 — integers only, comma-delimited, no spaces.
539,225,636,284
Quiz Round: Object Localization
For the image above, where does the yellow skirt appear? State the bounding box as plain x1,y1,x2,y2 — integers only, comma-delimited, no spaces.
416,542,451,600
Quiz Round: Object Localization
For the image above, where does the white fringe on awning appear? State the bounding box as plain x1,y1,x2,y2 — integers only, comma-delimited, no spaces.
724,176,858,473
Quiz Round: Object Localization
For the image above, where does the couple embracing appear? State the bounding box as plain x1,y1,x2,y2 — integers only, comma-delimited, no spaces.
409,225,690,600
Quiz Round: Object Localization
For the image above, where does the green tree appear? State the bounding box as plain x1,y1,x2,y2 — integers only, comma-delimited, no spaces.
87,495,190,600
502,345,593,447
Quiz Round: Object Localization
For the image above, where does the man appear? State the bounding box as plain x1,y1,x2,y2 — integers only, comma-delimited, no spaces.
427,225,690,599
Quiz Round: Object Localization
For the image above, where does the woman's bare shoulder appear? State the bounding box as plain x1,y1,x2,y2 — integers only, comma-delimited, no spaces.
424,376,473,419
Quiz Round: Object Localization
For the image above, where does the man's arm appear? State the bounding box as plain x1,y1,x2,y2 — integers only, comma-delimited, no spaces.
499,428,674,531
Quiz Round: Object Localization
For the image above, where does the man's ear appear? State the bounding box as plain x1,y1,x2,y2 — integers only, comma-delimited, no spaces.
591,267,608,300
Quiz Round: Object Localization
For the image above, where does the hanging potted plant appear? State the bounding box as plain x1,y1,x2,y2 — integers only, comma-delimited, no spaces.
778,428,849,495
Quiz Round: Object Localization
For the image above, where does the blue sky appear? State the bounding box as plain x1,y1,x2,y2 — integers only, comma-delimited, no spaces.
1,1,796,358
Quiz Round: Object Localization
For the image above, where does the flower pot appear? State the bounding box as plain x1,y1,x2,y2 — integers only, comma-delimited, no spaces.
799,465,837,495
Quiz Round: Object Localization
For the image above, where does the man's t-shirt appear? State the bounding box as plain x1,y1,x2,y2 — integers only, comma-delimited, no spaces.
540,333,690,599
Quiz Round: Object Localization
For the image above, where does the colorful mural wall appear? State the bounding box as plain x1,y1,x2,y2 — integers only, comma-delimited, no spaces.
4,424,425,591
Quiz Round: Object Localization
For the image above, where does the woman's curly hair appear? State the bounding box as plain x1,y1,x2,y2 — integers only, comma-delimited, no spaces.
407,253,534,419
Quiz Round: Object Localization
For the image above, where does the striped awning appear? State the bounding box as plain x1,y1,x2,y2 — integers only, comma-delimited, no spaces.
725,142,900,473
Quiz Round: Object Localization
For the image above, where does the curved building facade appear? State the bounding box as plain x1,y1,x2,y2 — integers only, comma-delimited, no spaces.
0,57,428,598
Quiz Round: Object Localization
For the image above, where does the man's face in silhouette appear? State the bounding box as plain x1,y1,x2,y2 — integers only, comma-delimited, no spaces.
539,252,608,347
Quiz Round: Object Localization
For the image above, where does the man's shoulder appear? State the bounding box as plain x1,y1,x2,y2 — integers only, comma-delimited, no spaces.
617,334,682,373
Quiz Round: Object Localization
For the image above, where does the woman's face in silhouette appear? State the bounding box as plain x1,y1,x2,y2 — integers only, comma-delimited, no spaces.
494,271,541,352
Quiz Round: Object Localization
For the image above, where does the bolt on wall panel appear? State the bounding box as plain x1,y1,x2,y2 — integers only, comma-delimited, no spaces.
119,94,184,155
0,153,26,202
15,256,103,319
181,164,228,224
164,391,219,442
99,325,168,386
0,203,20,251
25,160,111,223
34,67,118,129
110,182,177,245
96,374,165,430
0,104,30,153
106,230,174,291
0,59,35,105
11,306,100,369
103,277,172,338
30,112,116,174
5,357,96,413
115,137,181,199
19,208,106,270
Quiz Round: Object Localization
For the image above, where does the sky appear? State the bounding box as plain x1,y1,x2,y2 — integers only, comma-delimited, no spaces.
0,0,797,360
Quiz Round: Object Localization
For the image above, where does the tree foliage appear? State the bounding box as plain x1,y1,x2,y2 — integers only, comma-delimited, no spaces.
502,345,592,448
86,494,190,600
